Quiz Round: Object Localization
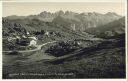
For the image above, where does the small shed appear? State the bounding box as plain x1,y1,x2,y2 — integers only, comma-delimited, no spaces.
28,37,37,46
17,36,37,46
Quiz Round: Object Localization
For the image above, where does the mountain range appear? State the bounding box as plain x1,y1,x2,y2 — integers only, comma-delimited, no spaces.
3,11,125,39
4,11,122,30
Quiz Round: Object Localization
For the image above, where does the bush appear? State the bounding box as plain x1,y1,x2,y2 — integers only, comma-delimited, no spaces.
45,41,80,57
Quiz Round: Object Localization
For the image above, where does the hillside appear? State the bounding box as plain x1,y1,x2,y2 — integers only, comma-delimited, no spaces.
2,17,92,52
85,17,125,38
2,18,88,39
3,32,125,79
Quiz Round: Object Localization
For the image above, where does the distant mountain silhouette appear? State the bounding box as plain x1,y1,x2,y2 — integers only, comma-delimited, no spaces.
85,17,125,38
4,11,122,31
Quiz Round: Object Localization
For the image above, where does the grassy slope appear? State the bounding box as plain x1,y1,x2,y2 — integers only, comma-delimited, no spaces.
3,40,125,79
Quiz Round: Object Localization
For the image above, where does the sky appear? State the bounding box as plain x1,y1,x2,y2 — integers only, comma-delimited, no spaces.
2,2,125,17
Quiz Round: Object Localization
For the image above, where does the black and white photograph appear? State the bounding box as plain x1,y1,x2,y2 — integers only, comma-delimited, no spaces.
1,1,127,79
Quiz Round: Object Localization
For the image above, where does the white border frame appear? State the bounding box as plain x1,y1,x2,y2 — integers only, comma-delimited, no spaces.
0,0,127,81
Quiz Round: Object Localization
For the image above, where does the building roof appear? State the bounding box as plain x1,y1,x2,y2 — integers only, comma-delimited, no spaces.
28,37,37,40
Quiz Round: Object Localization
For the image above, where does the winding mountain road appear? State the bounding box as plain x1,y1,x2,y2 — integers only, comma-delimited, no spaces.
3,41,56,53
3,41,57,66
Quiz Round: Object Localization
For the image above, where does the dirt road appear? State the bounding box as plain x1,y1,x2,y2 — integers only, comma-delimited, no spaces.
3,41,56,53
